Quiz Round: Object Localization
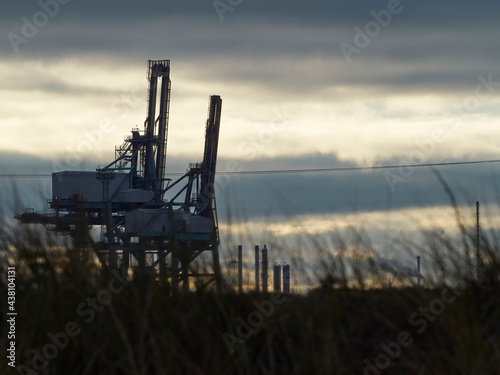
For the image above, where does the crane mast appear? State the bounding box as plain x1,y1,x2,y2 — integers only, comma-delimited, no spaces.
143,60,170,197
200,95,222,219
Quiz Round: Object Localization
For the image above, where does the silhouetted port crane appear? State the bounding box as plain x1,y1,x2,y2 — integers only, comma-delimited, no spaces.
16,60,222,291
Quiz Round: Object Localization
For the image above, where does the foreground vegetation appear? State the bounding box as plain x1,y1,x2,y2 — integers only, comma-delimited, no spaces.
1,216,499,375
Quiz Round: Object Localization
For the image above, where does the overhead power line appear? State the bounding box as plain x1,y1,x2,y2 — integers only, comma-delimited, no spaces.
222,159,500,175
1,159,500,179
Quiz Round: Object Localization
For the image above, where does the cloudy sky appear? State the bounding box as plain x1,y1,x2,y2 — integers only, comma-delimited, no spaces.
2,0,500,286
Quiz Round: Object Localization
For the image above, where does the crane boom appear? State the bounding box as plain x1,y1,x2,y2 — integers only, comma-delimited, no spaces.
200,95,222,218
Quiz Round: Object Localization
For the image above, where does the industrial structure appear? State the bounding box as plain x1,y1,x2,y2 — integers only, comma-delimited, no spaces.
273,263,281,292
16,60,223,291
237,244,290,293
255,245,260,292
283,263,290,293
262,245,269,292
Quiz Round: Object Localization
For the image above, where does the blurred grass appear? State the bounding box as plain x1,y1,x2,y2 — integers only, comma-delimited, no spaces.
1,206,500,374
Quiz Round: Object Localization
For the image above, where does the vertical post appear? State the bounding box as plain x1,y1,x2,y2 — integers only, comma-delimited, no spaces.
417,256,421,286
262,245,268,293
181,260,189,293
212,244,222,293
97,169,116,270
120,235,130,278
476,201,480,282
158,247,167,284
171,244,178,293
283,263,290,293
155,63,170,197
145,61,159,192
122,247,129,277
255,245,260,292
238,245,243,293
136,247,146,269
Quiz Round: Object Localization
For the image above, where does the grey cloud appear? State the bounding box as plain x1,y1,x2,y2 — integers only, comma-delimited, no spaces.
4,152,500,217
213,153,500,221
214,158,500,265
3,150,500,227
2,0,500,100
3,0,500,251
0,73,121,97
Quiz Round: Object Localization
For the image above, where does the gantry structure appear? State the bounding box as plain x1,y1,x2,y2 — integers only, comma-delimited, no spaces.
17,60,223,291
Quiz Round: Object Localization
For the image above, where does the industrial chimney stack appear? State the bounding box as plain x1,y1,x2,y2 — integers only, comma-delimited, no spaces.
255,245,260,292
283,263,290,293
262,245,268,293
273,263,281,292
